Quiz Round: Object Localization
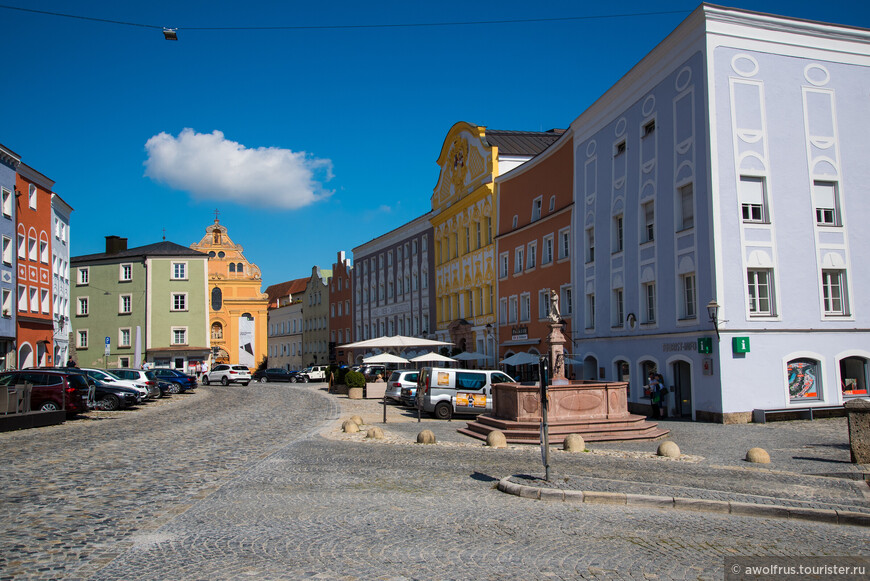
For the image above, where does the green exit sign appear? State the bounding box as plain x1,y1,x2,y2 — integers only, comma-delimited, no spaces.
698,337,713,354
732,337,750,353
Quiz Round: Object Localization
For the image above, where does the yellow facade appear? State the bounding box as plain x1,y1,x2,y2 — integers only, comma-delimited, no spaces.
191,219,269,369
431,122,497,349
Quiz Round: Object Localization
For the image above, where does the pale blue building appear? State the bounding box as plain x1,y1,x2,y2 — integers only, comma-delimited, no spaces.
570,5,870,421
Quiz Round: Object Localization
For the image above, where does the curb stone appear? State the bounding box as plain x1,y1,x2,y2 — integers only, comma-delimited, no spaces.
497,477,870,528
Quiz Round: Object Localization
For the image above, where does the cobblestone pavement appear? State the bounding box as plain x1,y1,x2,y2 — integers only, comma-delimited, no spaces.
1,383,867,580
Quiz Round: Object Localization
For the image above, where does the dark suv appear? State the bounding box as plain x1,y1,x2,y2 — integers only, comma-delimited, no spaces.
0,370,90,415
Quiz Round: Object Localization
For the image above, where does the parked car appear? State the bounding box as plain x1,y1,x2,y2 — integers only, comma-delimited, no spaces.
400,385,417,407
253,368,298,383
0,370,90,415
203,364,251,386
415,367,515,420
300,365,328,382
92,382,140,410
360,365,388,383
386,370,418,403
112,369,162,399
151,368,197,393
80,368,149,401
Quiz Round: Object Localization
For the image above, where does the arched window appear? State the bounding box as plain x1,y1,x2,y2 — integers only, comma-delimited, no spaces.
211,322,223,339
236,263,244,273
840,356,868,398
228,263,236,272
788,358,822,402
211,287,223,311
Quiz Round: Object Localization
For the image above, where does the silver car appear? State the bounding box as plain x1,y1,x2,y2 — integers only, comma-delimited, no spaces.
385,370,418,403
203,364,251,386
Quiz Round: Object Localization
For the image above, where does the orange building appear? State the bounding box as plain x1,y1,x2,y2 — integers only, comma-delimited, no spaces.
15,163,55,367
495,131,574,378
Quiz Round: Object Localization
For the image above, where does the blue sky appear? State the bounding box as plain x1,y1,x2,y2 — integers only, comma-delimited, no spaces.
3,1,868,288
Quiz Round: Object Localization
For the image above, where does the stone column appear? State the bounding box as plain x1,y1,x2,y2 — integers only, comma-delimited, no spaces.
546,323,567,382
845,399,870,464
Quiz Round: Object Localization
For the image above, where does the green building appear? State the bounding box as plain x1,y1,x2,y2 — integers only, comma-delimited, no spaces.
70,236,209,372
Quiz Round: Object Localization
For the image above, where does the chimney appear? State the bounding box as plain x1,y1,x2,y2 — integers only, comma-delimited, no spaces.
105,235,128,254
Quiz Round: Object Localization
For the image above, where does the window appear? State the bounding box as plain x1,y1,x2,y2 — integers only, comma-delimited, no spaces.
526,242,537,270
120,294,132,314
17,233,24,260
514,247,524,274
120,263,132,281
39,240,48,263
499,252,508,278
1,236,11,265
171,293,187,311
512,215,518,229
822,270,847,315
29,184,37,209
172,262,187,280
78,267,89,285
585,293,595,329
642,202,655,242
538,289,549,320
1,289,10,316
612,288,624,328
475,221,481,249
485,217,492,245
17,285,25,312
119,328,131,347
681,274,697,319
840,357,868,398
412,240,418,254
542,235,554,265
509,296,518,324
549,196,556,212
613,215,624,253
747,269,774,316
788,358,822,402
28,236,36,261
29,287,37,312
813,181,840,226
559,229,570,260
615,140,626,156
77,296,89,316
643,119,656,137
40,289,49,313
532,197,543,222
562,286,573,317
520,293,530,322
1,188,10,217
586,228,595,263
172,328,187,345
740,176,767,222
466,290,474,318
77,329,88,349
643,283,656,323
678,184,694,230
499,298,507,324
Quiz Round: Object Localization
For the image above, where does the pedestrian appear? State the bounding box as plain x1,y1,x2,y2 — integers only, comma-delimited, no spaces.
648,372,662,419
67,359,77,368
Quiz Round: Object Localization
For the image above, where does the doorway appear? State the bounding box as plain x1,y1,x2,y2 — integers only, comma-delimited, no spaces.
671,360,693,418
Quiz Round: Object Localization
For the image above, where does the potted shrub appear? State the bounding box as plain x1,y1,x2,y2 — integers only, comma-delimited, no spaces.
345,370,366,399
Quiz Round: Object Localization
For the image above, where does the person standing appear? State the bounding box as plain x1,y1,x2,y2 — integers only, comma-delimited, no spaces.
648,372,662,419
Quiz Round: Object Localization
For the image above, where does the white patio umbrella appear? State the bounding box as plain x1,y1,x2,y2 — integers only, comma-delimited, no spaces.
452,351,488,361
362,353,410,364
500,352,542,366
409,352,457,363
340,335,453,350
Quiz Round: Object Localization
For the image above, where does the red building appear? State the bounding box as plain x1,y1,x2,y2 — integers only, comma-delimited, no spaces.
329,250,353,365
495,131,574,379
16,163,54,367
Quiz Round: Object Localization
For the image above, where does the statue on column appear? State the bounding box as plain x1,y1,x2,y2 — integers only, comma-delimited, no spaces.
548,289,561,323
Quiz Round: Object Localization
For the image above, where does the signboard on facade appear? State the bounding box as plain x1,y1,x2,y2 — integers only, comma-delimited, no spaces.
511,326,528,341
698,337,713,354
732,337,750,354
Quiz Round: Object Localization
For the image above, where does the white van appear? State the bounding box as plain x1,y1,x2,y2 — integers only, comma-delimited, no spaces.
415,367,515,420
301,365,328,382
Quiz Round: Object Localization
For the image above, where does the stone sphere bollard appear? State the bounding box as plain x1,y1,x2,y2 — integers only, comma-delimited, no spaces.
486,430,507,449
366,426,384,439
746,447,771,463
350,415,364,426
417,429,437,444
563,433,585,452
342,420,359,433
657,440,680,458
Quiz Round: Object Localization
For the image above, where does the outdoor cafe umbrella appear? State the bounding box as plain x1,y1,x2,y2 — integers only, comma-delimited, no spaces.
500,352,541,366
409,352,457,363
340,335,453,350
362,353,410,365
452,351,488,361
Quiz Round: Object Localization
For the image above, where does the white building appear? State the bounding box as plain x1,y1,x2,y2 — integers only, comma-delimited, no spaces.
570,4,870,422
51,194,73,366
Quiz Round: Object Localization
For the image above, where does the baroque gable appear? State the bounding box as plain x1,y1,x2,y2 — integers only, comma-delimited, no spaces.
432,122,494,211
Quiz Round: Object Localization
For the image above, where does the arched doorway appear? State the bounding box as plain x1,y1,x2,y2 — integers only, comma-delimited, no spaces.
19,343,33,369
583,355,598,381
671,360,693,418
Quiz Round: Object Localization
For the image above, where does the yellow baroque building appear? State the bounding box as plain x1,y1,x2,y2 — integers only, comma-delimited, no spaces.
431,122,563,357
191,218,269,369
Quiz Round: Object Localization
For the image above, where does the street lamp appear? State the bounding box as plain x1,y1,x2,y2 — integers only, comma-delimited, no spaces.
706,300,720,341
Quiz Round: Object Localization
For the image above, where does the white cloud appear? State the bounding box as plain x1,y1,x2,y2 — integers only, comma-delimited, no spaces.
144,129,333,209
